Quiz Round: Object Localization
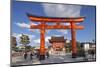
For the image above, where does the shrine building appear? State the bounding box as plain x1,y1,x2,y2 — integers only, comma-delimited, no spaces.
48,36,67,55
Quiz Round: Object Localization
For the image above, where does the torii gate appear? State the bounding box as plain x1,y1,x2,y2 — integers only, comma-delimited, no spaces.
27,13,85,60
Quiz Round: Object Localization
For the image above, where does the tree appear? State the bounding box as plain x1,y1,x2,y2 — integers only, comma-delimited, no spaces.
20,34,30,52
65,42,71,52
76,41,81,50
26,45,32,51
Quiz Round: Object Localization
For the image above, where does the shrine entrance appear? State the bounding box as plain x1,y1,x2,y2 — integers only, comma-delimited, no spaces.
49,36,66,56
27,13,85,60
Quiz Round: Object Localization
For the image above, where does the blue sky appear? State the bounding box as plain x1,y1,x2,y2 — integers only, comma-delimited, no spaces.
11,1,96,46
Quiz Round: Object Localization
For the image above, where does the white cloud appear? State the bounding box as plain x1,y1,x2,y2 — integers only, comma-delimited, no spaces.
42,3,82,17
30,22,39,25
15,22,39,28
42,3,82,34
57,30,68,34
16,22,30,28
15,22,41,33
33,38,40,44
28,29,40,33
12,33,22,39
45,36,51,42
33,36,51,44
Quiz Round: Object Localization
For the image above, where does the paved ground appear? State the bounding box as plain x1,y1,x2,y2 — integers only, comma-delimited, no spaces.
11,53,96,66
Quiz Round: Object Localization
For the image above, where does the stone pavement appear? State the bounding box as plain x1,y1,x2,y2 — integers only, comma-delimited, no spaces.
11,53,96,66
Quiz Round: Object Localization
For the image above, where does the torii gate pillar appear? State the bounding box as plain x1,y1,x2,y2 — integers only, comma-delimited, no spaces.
39,23,45,60
71,22,77,58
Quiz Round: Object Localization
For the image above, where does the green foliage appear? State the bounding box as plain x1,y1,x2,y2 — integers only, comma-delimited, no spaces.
65,41,82,53
65,43,72,52
26,45,32,51
12,47,19,52
20,34,30,52
77,49,85,57
20,34,30,45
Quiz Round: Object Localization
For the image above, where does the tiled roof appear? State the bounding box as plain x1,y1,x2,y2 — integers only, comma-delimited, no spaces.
49,36,66,43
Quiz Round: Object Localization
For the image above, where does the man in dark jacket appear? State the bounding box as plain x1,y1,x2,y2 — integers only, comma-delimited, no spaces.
24,52,27,60
30,52,33,60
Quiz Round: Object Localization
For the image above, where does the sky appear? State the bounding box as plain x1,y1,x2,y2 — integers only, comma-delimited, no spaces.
11,0,96,47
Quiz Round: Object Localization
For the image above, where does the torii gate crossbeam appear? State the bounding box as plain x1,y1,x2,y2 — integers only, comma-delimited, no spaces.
27,13,85,60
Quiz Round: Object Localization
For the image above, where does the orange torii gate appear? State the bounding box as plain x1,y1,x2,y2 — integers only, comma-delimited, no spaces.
27,14,85,60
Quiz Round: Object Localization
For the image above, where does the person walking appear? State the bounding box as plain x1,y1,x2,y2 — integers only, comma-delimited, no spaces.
46,51,49,58
24,52,27,60
36,50,39,58
91,50,95,59
30,52,33,60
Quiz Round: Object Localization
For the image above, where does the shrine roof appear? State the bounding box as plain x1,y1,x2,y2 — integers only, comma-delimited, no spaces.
49,36,67,43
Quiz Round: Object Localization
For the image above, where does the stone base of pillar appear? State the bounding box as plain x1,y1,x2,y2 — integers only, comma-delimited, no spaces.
39,55,45,60
72,53,77,58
